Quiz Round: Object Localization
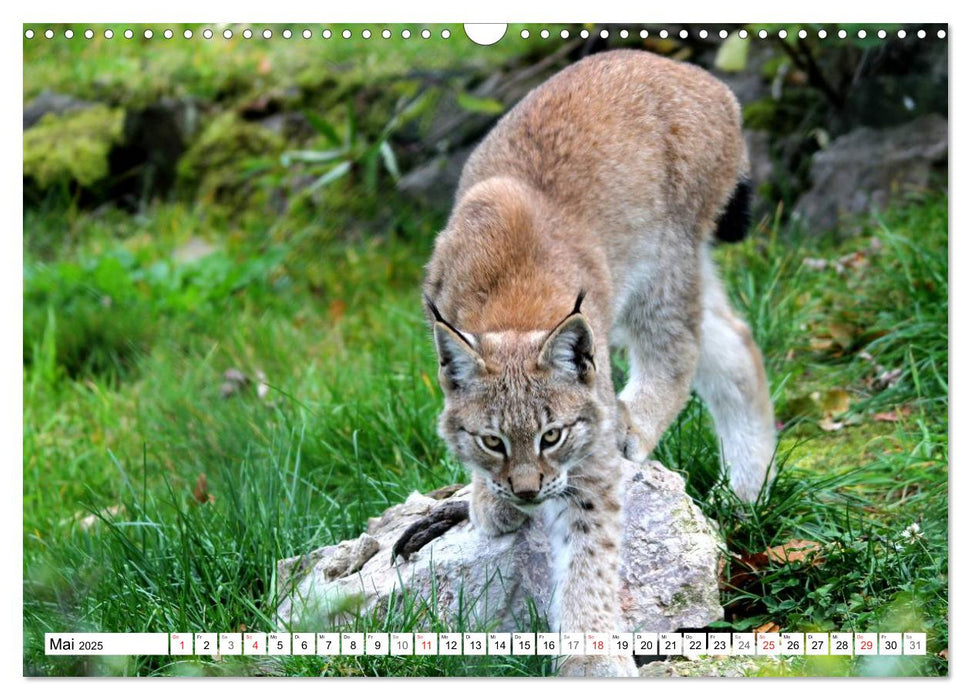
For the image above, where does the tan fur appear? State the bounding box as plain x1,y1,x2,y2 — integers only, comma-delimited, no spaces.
424,50,776,677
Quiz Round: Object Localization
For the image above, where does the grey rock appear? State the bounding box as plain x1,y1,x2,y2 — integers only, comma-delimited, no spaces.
255,111,314,141
793,114,947,234
720,71,770,107
397,146,473,210
639,656,792,677
276,459,723,634
24,91,95,130
744,130,774,194
396,41,581,208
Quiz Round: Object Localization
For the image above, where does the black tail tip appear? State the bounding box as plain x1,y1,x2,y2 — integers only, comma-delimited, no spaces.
714,178,752,243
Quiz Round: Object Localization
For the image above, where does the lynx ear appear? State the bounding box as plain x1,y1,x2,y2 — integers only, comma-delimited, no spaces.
434,322,485,393
539,313,596,385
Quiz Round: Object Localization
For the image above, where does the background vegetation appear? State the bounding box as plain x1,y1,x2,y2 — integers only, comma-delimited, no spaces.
23,23,947,677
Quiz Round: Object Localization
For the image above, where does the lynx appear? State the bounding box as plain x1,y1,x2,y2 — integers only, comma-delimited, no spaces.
397,49,776,677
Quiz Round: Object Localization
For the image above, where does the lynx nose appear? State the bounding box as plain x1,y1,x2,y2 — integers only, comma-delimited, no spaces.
513,488,539,502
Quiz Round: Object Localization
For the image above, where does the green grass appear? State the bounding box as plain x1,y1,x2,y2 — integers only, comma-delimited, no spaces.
23,23,565,107
654,194,948,676
23,188,948,677
23,22,948,678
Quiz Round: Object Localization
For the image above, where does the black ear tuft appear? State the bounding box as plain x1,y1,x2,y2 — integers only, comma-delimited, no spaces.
572,289,586,316
425,295,446,324
539,314,596,385
433,323,484,393
426,296,476,352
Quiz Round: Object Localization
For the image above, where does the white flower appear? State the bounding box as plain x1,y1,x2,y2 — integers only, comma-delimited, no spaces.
899,523,923,544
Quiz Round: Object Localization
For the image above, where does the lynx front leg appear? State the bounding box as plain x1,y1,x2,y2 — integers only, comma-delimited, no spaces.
548,469,638,677
469,473,529,536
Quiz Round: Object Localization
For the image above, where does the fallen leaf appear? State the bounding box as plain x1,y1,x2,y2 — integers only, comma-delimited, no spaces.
873,406,912,422
193,473,215,504
827,323,858,350
328,298,347,322
820,389,852,417
755,621,781,634
809,337,837,352
871,367,904,391
223,368,247,383
722,539,825,593
765,539,824,565
220,368,250,398
834,250,870,273
818,416,845,432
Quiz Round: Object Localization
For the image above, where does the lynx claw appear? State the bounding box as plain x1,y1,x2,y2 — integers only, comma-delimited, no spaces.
558,654,639,678
391,500,469,563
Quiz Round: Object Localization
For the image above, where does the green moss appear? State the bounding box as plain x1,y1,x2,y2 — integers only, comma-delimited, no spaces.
175,112,285,206
23,105,125,189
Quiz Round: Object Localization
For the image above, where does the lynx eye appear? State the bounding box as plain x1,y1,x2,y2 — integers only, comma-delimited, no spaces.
540,427,564,449
477,434,507,456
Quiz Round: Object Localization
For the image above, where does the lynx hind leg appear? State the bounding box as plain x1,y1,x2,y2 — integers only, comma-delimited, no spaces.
616,263,702,462
469,474,529,536
692,252,777,502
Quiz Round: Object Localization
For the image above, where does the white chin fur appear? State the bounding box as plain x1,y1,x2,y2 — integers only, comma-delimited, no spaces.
511,501,543,514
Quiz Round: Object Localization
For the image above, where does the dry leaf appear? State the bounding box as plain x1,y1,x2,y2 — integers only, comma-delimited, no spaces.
827,323,858,350
871,367,904,391
834,250,870,274
220,368,250,398
329,298,347,322
765,539,824,565
809,337,837,352
818,416,845,432
820,389,851,417
193,473,215,504
873,406,912,422
755,621,781,634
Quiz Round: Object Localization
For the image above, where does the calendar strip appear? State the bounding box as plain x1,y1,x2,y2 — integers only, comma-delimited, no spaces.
45,631,928,657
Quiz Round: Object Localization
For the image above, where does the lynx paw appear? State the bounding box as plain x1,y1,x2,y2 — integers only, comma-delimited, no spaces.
558,654,639,678
621,427,650,463
391,500,469,562
616,401,650,463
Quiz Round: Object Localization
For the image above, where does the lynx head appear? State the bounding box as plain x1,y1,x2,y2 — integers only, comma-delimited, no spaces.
430,294,606,510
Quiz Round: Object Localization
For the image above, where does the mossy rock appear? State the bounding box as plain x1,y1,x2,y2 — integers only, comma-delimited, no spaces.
23,105,125,190
176,112,285,207
639,656,795,677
